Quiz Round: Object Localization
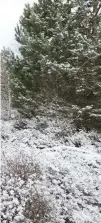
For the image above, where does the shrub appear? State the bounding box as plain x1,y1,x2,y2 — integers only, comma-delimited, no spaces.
1,153,51,222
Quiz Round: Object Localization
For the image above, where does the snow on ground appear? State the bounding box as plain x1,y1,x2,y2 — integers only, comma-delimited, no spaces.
1,114,101,223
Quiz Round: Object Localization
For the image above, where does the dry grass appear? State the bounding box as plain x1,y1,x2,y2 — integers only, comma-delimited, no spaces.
1,153,52,222
24,190,51,223
4,152,41,181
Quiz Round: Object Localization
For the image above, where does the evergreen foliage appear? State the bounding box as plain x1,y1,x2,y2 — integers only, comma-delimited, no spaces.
2,0,101,130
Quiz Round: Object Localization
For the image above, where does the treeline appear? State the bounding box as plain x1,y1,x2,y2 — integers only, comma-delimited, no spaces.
1,0,101,131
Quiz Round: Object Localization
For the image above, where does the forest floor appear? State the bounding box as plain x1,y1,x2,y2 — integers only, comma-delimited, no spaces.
1,106,101,223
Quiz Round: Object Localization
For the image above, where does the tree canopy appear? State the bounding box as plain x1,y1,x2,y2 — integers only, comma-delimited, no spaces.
2,0,101,130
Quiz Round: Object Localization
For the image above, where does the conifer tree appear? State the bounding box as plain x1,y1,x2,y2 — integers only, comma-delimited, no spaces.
5,0,79,114
72,0,101,130
2,0,101,130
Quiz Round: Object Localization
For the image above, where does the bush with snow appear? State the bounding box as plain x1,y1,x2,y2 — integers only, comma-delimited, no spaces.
1,153,52,223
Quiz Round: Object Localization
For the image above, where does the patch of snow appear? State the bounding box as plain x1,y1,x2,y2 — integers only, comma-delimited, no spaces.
1,113,101,222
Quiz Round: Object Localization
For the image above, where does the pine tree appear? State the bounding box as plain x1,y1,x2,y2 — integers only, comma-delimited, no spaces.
2,0,101,130
72,0,101,130
4,0,79,115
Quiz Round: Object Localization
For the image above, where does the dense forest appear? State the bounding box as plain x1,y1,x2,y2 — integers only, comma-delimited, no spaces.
1,0,101,130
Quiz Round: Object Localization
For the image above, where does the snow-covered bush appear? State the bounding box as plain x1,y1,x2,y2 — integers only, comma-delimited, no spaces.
73,105,101,132
13,119,27,130
3,153,41,181
1,153,51,222
24,191,51,223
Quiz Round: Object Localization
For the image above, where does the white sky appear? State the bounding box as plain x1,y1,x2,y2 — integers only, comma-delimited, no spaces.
0,0,36,50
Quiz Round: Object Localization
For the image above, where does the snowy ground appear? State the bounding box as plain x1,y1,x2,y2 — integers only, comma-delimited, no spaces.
1,112,101,223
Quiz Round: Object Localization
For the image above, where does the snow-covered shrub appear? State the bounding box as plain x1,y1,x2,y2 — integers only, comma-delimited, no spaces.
1,153,51,222
24,191,51,223
73,105,101,132
13,119,27,130
35,120,48,131
4,153,41,182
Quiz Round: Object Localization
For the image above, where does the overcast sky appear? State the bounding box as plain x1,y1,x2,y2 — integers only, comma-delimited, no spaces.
0,0,36,50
